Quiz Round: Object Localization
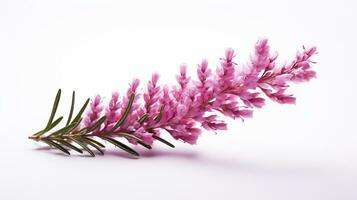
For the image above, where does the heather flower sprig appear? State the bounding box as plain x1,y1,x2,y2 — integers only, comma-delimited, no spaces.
29,39,317,157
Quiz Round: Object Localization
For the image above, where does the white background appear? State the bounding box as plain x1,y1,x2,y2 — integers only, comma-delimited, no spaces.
0,0,356,199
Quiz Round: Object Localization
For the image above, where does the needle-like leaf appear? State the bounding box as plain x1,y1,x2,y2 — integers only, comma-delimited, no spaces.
152,135,175,148
46,89,61,129
41,138,70,155
49,120,81,136
66,118,82,135
52,138,83,154
138,113,149,124
80,138,104,155
44,116,63,132
154,105,164,123
84,137,105,148
111,93,135,131
87,116,106,133
116,133,151,149
32,116,63,138
72,98,90,124
137,140,152,149
100,136,139,156
71,138,95,157
66,91,75,126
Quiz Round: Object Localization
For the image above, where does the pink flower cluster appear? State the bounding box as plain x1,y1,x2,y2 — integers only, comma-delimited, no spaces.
82,39,317,146
83,95,102,128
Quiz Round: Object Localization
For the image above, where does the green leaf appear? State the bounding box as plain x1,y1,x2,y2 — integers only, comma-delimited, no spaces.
32,116,64,138
66,118,82,134
46,117,64,131
41,138,70,155
138,113,149,124
87,116,106,132
111,93,135,131
71,98,90,124
154,105,164,123
80,138,104,155
66,91,75,126
116,133,151,149
83,137,105,148
46,89,61,129
52,138,83,154
100,136,139,156
137,140,152,149
152,135,175,148
49,119,81,136
71,138,95,157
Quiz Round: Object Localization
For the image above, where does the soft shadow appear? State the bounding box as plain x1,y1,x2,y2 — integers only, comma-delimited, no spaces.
140,148,199,159
31,146,325,178
138,148,323,178
104,150,139,159
192,155,325,178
